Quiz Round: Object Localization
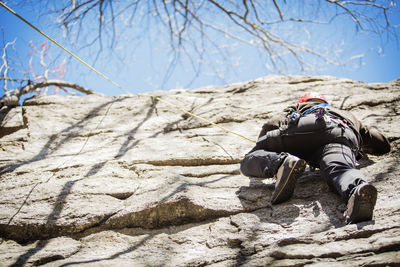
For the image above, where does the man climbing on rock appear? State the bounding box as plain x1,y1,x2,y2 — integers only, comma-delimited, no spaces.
240,93,391,224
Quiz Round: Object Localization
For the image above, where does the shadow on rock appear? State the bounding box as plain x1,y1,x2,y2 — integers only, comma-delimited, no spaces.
296,170,347,228
235,178,300,226
0,97,127,176
236,170,353,229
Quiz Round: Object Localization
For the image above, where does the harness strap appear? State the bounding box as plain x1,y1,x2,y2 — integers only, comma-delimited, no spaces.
303,103,330,116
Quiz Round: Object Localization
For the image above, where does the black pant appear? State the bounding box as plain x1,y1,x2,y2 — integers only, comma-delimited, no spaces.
240,115,366,202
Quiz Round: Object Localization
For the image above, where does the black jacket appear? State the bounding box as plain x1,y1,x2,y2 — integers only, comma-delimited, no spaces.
257,101,391,157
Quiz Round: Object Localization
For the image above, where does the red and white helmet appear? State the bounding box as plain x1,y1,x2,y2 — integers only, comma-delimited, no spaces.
298,92,328,104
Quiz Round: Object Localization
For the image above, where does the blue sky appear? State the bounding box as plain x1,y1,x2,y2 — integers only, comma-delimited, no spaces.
1,1,400,97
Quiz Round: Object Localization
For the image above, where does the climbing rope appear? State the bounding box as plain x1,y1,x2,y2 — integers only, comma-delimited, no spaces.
0,1,256,144
0,1,129,95
140,94,256,143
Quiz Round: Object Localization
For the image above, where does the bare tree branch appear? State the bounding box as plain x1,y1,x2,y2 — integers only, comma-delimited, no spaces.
0,79,95,108
20,79,95,95
0,77,30,82
9,0,400,89
272,0,284,21
0,39,16,92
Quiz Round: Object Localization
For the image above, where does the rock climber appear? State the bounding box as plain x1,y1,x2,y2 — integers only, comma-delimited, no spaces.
240,92,391,224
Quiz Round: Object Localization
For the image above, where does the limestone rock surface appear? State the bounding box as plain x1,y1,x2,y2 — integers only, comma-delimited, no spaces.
0,75,399,266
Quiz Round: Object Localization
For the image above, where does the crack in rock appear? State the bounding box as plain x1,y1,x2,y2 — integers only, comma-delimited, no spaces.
133,157,241,166
0,211,120,243
105,198,243,231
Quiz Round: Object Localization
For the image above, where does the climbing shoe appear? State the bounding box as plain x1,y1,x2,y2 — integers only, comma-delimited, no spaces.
271,155,306,204
344,183,377,224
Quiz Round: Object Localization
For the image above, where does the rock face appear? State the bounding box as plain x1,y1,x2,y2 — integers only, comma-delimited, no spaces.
0,75,399,266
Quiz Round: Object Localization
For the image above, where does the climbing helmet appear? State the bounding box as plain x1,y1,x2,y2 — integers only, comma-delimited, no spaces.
298,92,328,104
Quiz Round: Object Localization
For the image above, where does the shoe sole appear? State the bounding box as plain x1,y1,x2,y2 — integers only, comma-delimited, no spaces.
271,159,306,204
346,184,377,224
